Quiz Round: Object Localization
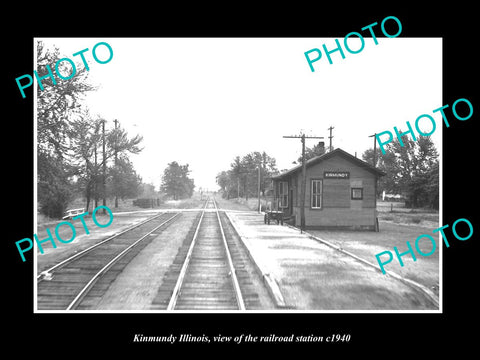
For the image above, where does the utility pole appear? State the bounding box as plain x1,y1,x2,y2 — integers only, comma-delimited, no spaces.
327,126,334,152
114,119,119,208
94,121,99,210
283,133,324,233
369,133,379,232
102,119,107,214
257,165,261,213
94,142,98,209
368,133,377,167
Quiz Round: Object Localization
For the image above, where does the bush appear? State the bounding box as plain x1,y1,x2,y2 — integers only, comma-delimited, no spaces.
37,153,73,219
133,198,160,208
38,185,71,218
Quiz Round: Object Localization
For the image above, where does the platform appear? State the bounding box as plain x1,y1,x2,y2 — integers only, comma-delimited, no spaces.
225,211,439,311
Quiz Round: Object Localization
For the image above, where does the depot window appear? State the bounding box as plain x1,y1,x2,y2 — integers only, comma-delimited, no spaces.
351,187,363,200
279,181,288,208
311,179,323,209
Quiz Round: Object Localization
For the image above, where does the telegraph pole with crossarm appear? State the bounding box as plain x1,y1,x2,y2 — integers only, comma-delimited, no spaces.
327,126,334,152
368,133,379,231
283,133,324,233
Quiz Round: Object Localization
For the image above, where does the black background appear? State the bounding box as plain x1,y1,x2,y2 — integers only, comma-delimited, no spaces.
5,4,478,355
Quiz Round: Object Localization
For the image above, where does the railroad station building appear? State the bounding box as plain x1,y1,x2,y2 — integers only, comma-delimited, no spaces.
271,148,385,231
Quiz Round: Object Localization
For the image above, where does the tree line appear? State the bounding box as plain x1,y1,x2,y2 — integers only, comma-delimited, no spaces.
362,135,439,209
216,151,278,200
37,41,144,218
216,142,327,201
160,161,195,200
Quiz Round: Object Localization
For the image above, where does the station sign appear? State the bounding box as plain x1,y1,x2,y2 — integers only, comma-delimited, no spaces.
324,171,350,179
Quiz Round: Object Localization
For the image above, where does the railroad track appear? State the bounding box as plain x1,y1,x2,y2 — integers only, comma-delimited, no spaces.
37,211,181,310
157,197,253,311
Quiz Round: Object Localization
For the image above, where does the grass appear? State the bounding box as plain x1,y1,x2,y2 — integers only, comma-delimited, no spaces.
377,200,439,227
308,220,440,297
378,211,439,227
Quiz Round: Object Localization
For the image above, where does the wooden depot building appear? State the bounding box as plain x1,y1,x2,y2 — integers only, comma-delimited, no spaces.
271,148,385,231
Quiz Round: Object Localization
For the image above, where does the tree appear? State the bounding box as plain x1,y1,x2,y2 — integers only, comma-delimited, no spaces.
160,162,195,200
362,147,399,196
362,135,439,209
241,151,278,200
423,161,439,209
107,122,143,207
217,151,278,199
36,41,97,217
295,141,326,164
138,183,157,198
108,156,142,200
68,115,103,212
69,113,143,211
230,156,244,198
36,41,145,217
37,152,74,218
405,136,439,208
216,171,232,197
37,41,96,157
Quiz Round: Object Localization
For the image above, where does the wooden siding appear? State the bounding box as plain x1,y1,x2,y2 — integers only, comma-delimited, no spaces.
292,206,375,229
323,179,350,208
305,155,377,209
280,151,378,229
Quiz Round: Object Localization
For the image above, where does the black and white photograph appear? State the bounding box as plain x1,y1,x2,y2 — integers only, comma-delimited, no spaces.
5,7,478,353
33,36,442,312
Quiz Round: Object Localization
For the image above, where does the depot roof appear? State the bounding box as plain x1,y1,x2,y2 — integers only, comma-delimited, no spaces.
271,148,386,180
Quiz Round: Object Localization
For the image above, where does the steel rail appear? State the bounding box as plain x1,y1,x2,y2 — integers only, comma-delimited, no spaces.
166,199,208,310
213,198,246,310
37,211,169,281
66,212,181,310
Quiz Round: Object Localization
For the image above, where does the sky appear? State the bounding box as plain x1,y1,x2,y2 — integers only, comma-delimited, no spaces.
36,37,442,191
